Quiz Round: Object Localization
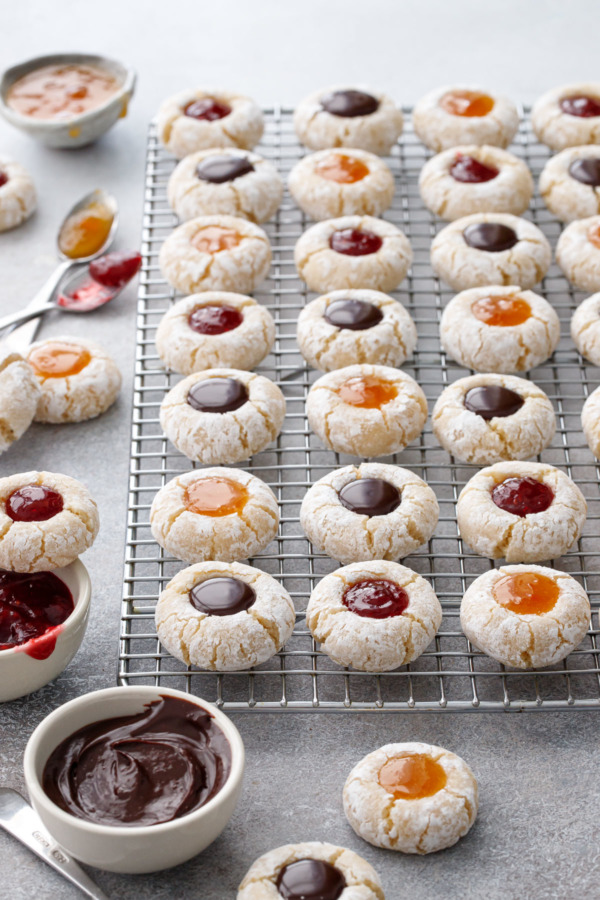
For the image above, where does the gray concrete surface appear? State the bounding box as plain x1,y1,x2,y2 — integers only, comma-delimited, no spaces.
1,1,600,897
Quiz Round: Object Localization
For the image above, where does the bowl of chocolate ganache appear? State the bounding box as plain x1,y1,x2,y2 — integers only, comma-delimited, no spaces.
23,686,245,873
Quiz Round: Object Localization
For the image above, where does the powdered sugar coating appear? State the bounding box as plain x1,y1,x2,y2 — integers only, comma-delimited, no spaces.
539,146,600,222
156,88,264,159
0,157,36,232
295,215,412,293
431,214,551,291
556,216,600,291
159,215,271,294
306,364,428,458
300,463,439,565
160,368,285,464
297,289,417,372
413,85,519,152
571,292,600,365
439,285,560,373
532,83,600,151
343,742,478,854
0,349,40,454
150,467,278,564
433,373,556,465
155,561,295,671
457,461,587,563
0,470,99,572
461,565,591,669
581,385,600,458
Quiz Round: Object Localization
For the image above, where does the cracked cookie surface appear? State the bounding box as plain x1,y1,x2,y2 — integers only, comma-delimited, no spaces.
0,348,40,454
540,146,600,222
556,215,600,291
0,157,36,231
413,84,519,152
571,292,600,365
532,83,600,151
581,385,600,458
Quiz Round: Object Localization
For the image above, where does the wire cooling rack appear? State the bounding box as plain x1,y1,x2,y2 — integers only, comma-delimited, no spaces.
119,106,600,712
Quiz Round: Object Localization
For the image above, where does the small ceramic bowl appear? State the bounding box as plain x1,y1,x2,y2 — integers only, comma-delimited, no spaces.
24,686,245,873
0,53,136,148
0,559,91,702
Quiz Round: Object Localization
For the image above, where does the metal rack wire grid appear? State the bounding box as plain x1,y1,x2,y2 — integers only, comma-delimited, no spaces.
119,106,600,712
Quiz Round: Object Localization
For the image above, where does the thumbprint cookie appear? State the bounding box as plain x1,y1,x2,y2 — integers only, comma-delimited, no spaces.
571,293,600,365
532,83,600,151
0,157,36,232
556,215,600,292
581,385,600,458
413,85,519,152
0,348,40,455
540,146,600,222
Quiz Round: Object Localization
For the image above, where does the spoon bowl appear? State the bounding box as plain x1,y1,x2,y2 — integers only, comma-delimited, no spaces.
57,188,119,263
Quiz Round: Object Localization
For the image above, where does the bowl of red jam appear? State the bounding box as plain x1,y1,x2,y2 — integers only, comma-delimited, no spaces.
23,686,245,873
0,53,136,148
0,559,91,702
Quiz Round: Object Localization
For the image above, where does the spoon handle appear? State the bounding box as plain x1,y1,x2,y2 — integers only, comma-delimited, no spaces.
1,258,75,352
0,304,56,332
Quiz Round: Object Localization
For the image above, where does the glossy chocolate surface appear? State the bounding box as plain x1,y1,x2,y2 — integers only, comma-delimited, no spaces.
338,478,401,516
187,377,248,413
276,858,346,900
463,222,518,252
568,157,600,187
189,577,256,616
320,89,379,118
464,385,524,420
196,154,254,183
324,298,383,330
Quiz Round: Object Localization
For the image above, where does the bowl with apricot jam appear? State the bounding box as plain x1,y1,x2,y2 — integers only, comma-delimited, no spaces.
0,559,90,702
0,53,135,148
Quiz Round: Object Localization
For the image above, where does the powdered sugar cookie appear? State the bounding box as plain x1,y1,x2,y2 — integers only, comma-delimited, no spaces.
413,85,519,152
581,386,600,458
419,145,533,221
539,146,600,222
155,292,275,375
457,461,587,563
159,215,271,294
571,292,600,365
306,364,427,458
27,336,121,423
150,468,278,564
294,84,403,155
532,83,600,151
0,471,99,573
343,743,478,855
431,214,551,291
297,289,417,372
156,88,263,159
167,149,282,223
300,463,438,565
307,561,442,672
0,157,36,232
159,368,285,464
155,561,295,672
556,215,600,291
461,565,591,669
237,841,383,900
0,348,40,454
295,215,412,293
439,285,560,373
433,374,556,465
288,148,394,221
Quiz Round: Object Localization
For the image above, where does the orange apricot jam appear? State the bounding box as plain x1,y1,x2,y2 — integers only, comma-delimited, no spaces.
378,754,447,801
492,572,559,615
471,295,532,327
440,90,495,117
315,153,370,184
6,64,119,120
184,477,249,517
28,341,91,378
58,201,114,259
191,226,243,254
336,375,397,409
587,222,600,250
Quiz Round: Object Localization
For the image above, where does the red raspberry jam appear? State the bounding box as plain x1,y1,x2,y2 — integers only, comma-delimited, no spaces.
0,172,8,188
329,228,382,256
0,570,73,657
450,154,499,183
6,485,64,522
560,95,600,118
89,250,142,288
491,476,554,517
342,579,409,619
188,305,243,335
184,98,231,121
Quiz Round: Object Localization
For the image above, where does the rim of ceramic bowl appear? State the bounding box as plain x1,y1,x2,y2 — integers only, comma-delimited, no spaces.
24,685,245,836
0,53,136,127
0,558,91,658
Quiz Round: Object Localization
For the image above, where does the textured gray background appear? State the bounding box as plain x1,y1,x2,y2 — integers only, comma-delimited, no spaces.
1,1,600,897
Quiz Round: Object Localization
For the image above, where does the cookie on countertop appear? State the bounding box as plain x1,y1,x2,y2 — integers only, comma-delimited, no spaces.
159,214,271,295
0,348,40,455
300,463,438,565
571,292,600,365
539,146,600,222
556,215,600,292
155,292,275,375
155,561,295,672
581,386,600,458
413,85,519,152
0,471,99,572
461,565,591,669
433,373,556,465
156,88,264,159
343,742,478,854
456,461,587,563
0,157,36,232
288,147,395,221
294,84,403,155
419,145,533,221
295,215,412,293
150,467,279,564
297,289,417,372
167,148,282,223
439,285,560,373
306,364,428,458
159,368,285,464
431,214,551,291
532,83,600,151
306,560,442,672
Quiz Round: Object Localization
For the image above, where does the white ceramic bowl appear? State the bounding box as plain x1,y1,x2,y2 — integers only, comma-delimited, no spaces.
0,53,136,148
24,686,245,873
0,559,91,702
